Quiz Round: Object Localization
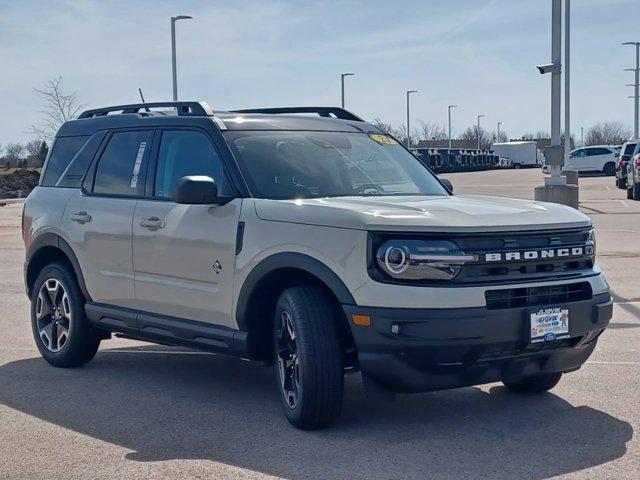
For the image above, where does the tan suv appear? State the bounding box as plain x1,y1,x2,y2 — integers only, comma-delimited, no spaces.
23,102,612,429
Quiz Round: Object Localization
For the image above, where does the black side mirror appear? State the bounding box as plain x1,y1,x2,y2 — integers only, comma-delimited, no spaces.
440,177,453,193
172,176,231,205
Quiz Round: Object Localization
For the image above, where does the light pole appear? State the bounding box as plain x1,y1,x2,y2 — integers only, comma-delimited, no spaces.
497,121,503,142
448,105,457,149
581,126,584,146
476,114,485,149
406,90,418,147
564,0,571,160
341,73,355,108
171,15,193,101
622,41,640,138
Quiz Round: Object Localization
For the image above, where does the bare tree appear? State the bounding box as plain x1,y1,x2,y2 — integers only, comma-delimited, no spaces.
25,139,42,157
371,117,396,135
585,122,631,146
4,142,25,160
490,130,508,143
459,126,492,149
30,77,84,141
417,120,447,141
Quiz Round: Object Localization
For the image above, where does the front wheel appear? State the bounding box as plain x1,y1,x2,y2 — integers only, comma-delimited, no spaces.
633,182,640,201
31,262,100,368
273,286,343,430
503,372,563,393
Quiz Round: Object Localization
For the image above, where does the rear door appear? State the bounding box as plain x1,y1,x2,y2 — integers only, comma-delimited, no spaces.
131,128,241,327
60,129,154,307
586,147,611,171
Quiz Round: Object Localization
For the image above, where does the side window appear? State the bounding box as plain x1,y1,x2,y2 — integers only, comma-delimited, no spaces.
588,148,610,156
571,149,585,158
93,130,153,196
41,136,90,187
154,130,227,199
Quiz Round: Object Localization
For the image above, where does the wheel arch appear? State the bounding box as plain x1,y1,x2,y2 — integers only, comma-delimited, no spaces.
235,253,356,361
25,233,91,301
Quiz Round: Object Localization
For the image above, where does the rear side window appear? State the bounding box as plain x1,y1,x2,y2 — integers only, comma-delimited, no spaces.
623,143,636,155
588,147,612,156
93,130,153,196
41,136,90,187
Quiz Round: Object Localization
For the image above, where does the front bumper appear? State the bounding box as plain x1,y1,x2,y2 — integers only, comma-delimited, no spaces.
343,292,612,393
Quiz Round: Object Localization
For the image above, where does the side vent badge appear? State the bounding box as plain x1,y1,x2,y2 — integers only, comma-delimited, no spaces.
212,260,223,274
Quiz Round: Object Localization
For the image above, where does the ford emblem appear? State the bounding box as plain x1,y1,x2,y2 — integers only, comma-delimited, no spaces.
544,332,557,341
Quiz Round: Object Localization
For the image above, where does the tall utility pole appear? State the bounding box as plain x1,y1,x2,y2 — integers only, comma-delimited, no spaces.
340,73,355,108
171,15,193,101
476,114,485,149
564,0,571,159
448,105,457,149
497,121,503,141
622,42,640,138
581,126,584,146
534,0,578,208
406,90,418,147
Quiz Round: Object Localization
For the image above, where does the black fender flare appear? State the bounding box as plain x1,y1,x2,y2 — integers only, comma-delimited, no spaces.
235,252,355,331
26,233,92,301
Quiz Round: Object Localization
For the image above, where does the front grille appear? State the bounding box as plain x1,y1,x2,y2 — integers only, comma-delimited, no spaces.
485,282,592,310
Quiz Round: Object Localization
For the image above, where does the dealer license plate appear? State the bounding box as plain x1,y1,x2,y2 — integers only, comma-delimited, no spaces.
530,307,569,343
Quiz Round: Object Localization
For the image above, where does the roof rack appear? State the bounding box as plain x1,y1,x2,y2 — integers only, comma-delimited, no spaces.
229,106,364,122
78,101,214,119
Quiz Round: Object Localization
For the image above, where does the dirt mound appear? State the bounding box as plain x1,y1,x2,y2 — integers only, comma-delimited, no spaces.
0,169,41,198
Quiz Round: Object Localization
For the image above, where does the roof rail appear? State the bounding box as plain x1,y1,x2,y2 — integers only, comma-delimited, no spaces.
78,101,214,119
229,106,364,122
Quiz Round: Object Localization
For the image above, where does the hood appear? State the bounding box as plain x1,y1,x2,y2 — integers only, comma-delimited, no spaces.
254,194,592,232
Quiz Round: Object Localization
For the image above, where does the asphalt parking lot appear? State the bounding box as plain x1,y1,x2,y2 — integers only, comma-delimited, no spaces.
0,169,638,480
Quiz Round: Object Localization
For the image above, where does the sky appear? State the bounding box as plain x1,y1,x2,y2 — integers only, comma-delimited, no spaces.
0,0,638,146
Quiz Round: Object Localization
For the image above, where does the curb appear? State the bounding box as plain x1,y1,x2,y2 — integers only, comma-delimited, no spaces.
0,198,26,206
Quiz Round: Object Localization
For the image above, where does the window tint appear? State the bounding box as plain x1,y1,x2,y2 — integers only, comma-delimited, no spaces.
588,147,612,156
154,130,226,199
623,143,637,155
93,130,153,196
41,136,90,187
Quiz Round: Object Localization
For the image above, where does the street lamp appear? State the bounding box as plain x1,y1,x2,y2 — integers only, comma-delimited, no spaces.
497,121,503,142
622,41,640,138
406,90,418,147
448,105,457,149
476,114,486,149
171,15,193,101
341,73,355,108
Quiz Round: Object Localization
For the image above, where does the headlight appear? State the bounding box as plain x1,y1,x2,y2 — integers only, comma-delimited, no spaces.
587,228,596,258
375,239,477,281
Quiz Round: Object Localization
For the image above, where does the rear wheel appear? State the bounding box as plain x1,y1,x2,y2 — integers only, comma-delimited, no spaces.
603,162,615,176
628,187,634,199
503,372,563,393
273,286,343,430
633,182,640,201
31,262,100,368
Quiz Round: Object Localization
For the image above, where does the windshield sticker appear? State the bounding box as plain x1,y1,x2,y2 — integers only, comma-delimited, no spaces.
130,141,147,188
369,133,397,145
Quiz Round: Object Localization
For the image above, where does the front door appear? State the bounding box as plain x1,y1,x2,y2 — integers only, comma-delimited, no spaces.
132,129,241,327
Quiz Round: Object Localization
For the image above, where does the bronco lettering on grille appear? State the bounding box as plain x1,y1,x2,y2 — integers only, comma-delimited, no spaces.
485,247,586,262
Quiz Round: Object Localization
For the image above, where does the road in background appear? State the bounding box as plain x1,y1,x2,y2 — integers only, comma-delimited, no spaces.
0,169,638,480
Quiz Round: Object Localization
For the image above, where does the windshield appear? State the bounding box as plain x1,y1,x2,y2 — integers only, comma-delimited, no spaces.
224,131,449,199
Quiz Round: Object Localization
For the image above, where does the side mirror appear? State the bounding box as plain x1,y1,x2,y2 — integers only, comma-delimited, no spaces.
440,177,453,193
172,175,231,205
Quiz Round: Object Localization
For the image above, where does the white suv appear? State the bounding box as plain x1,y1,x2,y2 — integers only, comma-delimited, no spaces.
22,102,613,429
543,145,618,175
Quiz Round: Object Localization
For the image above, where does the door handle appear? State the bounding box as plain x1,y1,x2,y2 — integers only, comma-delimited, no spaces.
139,217,165,229
70,212,92,224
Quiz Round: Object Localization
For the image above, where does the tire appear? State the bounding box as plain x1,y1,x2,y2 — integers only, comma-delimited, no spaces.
514,163,522,169
619,178,627,190
273,286,343,430
30,262,100,368
628,187,634,200
503,372,563,393
603,162,615,176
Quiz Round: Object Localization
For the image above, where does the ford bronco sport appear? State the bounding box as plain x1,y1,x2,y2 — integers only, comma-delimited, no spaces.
23,102,612,429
